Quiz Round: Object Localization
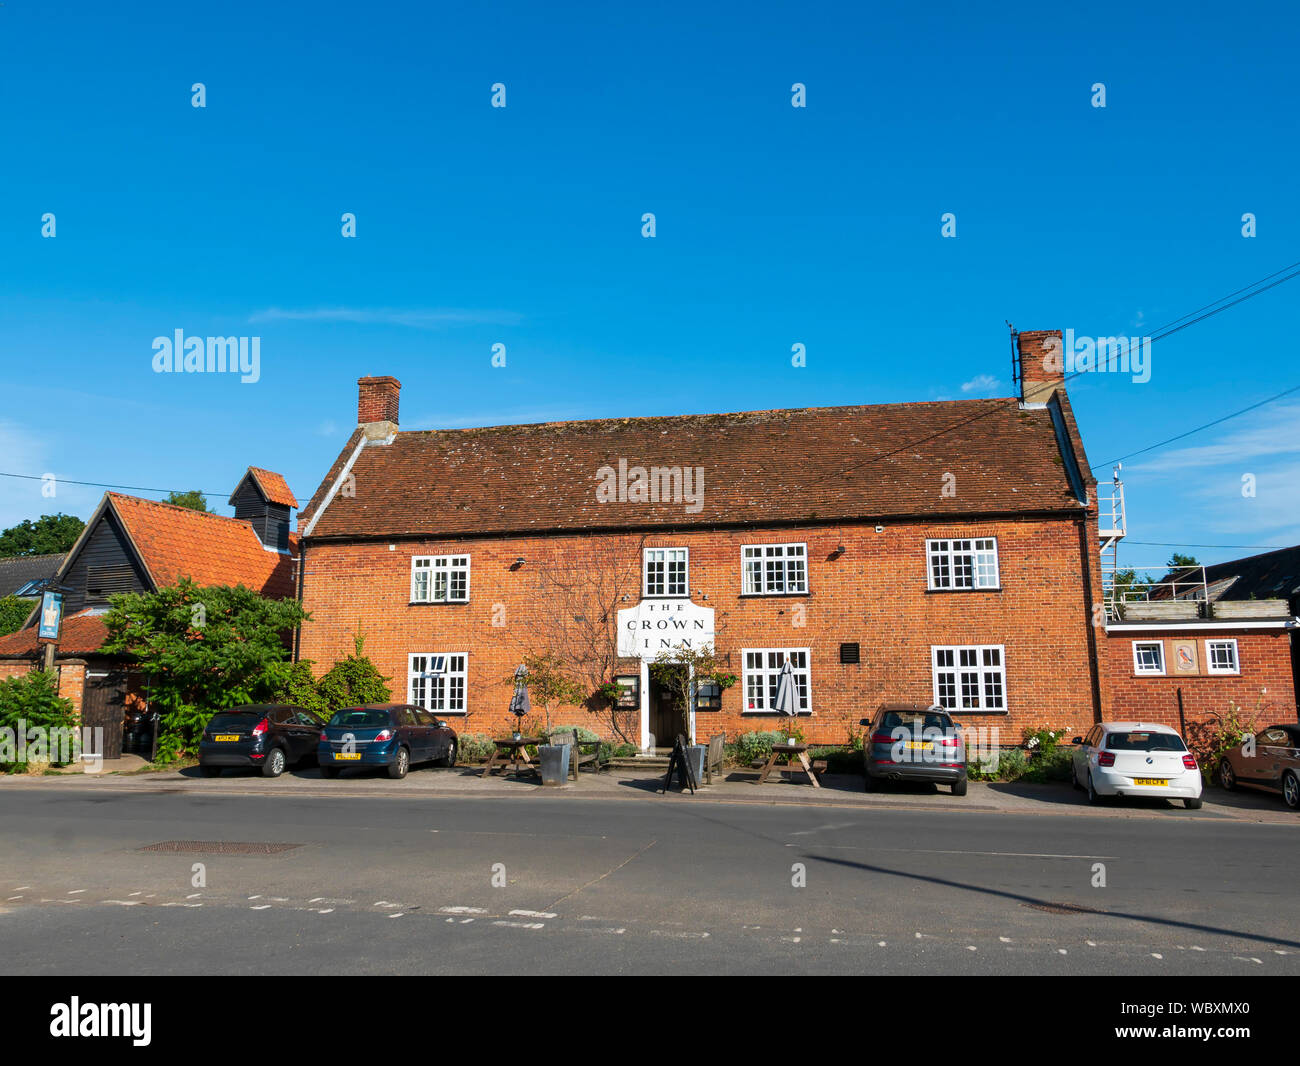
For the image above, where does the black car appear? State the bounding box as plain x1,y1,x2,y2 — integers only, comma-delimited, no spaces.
317,704,458,779
860,702,967,795
199,705,326,778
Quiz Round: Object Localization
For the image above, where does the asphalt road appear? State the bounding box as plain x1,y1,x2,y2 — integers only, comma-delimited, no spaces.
1,785,1295,975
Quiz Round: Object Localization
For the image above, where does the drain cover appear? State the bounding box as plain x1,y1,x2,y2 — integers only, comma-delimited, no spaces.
1024,901,1105,915
139,841,301,855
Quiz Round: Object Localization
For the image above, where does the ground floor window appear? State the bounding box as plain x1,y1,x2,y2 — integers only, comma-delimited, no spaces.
931,645,1005,711
408,653,467,714
742,648,811,714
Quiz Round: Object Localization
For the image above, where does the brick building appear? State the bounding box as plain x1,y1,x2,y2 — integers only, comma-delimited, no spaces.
296,331,1110,749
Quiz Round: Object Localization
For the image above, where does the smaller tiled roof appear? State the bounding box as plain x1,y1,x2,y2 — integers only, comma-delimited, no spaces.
244,467,298,509
108,494,296,600
0,608,109,659
0,553,65,597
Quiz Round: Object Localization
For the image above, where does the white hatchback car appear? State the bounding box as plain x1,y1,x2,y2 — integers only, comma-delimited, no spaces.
1071,722,1203,809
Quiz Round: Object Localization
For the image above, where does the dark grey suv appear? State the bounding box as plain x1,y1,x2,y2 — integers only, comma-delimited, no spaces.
860,702,967,795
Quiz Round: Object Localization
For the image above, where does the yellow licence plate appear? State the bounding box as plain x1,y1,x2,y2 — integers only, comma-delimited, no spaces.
335,752,361,761
214,735,240,742
1133,777,1167,786
905,741,931,750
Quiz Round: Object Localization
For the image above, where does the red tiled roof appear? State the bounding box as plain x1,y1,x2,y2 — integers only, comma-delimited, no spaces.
0,609,109,659
301,396,1095,540
245,467,298,508
109,494,296,599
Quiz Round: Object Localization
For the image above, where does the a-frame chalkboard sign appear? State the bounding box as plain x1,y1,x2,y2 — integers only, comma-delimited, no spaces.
659,734,697,795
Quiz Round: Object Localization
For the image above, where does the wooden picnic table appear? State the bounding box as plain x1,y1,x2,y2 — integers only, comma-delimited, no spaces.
757,742,820,788
482,737,542,778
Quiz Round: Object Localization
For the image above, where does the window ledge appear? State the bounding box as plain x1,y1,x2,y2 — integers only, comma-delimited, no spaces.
408,600,470,607
925,587,1002,594
738,592,811,599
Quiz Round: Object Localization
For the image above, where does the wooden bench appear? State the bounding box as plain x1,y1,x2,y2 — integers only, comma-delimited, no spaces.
548,729,603,780
704,732,725,784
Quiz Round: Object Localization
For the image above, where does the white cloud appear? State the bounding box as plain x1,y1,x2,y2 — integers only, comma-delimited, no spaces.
249,307,522,329
1128,405,1300,475
960,374,1000,394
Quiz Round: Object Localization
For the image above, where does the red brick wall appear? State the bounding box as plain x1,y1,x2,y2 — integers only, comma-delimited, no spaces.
1105,629,1297,733
299,514,1101,746
0,660,85,721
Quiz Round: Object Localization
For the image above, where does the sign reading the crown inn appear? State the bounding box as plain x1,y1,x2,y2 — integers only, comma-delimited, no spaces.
617,599,716,659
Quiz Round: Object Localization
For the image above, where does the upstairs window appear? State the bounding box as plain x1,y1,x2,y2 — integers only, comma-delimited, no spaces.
411,555,470,603
1205,639,1239,675
927,538,999,590
1132,641,1165,675
742,543,808,595
644,547,688,597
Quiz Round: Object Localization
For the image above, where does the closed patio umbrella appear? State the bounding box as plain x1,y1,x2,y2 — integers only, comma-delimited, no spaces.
508,664,530,737
774,658,798,742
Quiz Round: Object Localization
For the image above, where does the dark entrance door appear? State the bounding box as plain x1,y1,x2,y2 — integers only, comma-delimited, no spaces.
82,668,126,760
649,667,686,750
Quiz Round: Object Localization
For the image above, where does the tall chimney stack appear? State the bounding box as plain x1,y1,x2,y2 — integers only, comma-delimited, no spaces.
357,375,400,440
1017,330,1064,408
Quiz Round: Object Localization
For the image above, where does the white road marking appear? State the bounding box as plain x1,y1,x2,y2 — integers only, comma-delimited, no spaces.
999,937,1012,943
1086,940,1097,947
439,906,487,914
161,902,202,908
652,929,709,939
101,900,141,906
250,905,272,911
494,920,544,930
509,909,557,919
387,913,404,919
6,896,21,902
314,908,335,915
1057,949,1068,955
877,941,886,947
1190,945,1205,951
1150,953,1163,960
1233,956,1262,964
68,889,86,895
966,946,977,951
186,893,202,899
445,917,475,924
248,895,262,900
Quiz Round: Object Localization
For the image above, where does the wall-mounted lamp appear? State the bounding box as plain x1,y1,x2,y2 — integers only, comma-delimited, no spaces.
510,557,525,571
830,544,846,558
874,525,884,534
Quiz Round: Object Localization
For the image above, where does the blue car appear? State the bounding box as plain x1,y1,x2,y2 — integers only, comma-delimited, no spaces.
317,703,458,779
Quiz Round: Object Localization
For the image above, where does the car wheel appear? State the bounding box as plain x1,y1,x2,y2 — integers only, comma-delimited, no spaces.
1283,771,1300,811
1184,796,1203,810
262,747,286,778
436,741,457,768
388,747,410,779
319,766,339,779
952,773,967,797
1087,772,1103,805
200,765,221,778
1218,759,1237,792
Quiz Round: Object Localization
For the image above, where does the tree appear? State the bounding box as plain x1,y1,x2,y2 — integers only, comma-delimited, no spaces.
101,579,308,762
0,514,85,558
1166,552,1200,570
504,652,583,735
163,490,214,512
648,643,737,744
0,596,34,637
315,628,391,712
504,535,649,742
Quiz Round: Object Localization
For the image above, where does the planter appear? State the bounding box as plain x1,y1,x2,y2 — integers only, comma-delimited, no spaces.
538,744,570,786
686,745,707,784
1212,599,1289,619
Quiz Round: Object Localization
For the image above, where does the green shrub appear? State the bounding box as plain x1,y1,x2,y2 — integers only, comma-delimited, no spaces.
730,730,783,766
544,724,600,744
264,660,330,719
610,742,638,758
1021,745,1074,783
0,670,77,770
968,747,1030,781
455,733,495,763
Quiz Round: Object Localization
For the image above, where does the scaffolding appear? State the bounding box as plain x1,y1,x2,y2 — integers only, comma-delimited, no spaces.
1098,464,1208,620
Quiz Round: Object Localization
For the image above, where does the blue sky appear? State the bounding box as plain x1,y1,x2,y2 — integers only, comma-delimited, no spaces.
2,0,1298,571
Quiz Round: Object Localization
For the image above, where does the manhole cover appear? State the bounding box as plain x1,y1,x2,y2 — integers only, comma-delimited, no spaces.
1023,901,1105,915
138,841,301,855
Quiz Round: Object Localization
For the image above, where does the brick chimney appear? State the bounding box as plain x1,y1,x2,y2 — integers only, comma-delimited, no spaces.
1017,330,1064,408
357,376,400,440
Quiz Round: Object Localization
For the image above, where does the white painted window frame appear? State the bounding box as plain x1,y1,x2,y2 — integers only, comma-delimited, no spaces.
643,546,689,598
411,554,471,603
741,542,809,595
931,644,1007,711
926,537,1000,590
407,652,468,714
741,647,812,715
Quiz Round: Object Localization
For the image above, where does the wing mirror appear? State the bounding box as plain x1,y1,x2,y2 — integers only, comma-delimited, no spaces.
1072,736,1084,745
859,718,871,726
